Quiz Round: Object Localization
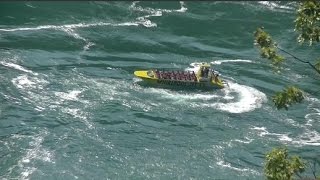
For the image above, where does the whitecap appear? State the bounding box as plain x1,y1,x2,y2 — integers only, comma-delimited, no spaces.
12,75,36,89
12,130,55,180
211,59,253,65
55,90,82,101
176,1,188,13
251,126,320,146
130,1,187,27
0,62,38,75
142,79,266,114
232,137,254,144
258,1,294,11
292,130,320,146
12,75,47,90
211,82,267,113
216,160,260,175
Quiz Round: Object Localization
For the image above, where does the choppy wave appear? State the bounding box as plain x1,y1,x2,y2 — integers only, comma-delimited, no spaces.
11,75,46,90
0,61,38,75
130,1,187,27
216,160,260,175
213,81,267,113
210,145,260,177
257,1,295,11
141,79,267,114
10,71,93,129
181,62,267,113
251,126,320,146
0,1,187,50
1,1,318,179
211,59,253,65
3,130,54,180
0,22,138,51
305,97,320,126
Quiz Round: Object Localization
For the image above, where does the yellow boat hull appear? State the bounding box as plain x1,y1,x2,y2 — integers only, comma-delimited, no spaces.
134,70,225,89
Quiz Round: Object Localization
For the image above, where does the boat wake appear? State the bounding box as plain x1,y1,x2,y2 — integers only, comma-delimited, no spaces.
144,79,267,114
158,61,266,113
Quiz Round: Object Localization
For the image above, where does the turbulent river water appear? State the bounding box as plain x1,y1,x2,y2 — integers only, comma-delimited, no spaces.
0,1,319,179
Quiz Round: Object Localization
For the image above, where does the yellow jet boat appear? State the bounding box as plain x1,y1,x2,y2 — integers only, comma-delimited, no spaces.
134,63,226,89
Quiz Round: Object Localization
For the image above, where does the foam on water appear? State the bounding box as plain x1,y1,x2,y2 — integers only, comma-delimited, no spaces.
248,97,320,146
0,1,187,53
209,145,260,177
258,1,295,11
130,1,187,27
211,59,253,65
305,96,320,126
142,79,267,114
4,130,54,180
52,88,93,128
54,90,83,102
10,69,93,129
0,22,139,51
251,126,320,146
0,2,186,50
173,62,267,113
232,137,254,144
210,81,267,113
0,22,138,32
0,61,38,75
12,75,48,90
216,160,260,175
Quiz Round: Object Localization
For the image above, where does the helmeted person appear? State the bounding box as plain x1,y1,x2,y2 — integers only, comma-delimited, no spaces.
204,67,209,78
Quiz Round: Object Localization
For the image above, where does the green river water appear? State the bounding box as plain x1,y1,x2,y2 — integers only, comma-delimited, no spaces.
0,1,319,179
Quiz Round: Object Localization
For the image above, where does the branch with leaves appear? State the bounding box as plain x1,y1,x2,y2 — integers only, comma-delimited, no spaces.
254,27,284,66
254,28,306,110
265,147,305,180
295,0,320,45
272,86,304,110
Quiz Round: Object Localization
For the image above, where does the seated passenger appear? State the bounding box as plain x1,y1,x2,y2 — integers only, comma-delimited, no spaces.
204,67,209,78
155,70,160,78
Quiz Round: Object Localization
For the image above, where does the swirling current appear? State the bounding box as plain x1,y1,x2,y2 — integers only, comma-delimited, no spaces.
0,1,319,179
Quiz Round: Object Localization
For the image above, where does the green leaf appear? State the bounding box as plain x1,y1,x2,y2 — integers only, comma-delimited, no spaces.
254,28,285,66
315,59,320,71
264,147,305,180
295,0,320,45
272,86,304,110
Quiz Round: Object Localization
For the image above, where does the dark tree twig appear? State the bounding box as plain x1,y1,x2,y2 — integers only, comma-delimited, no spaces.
277,46,320,75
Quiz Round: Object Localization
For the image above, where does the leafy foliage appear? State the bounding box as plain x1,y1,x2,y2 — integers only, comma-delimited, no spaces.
316,59,320,72
272,86,304,110
295,0,320,45
264,147,305,180
254,27,285,65
259,1,320,180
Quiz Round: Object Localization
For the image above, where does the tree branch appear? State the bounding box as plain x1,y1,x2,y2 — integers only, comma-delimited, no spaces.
277,46,320,75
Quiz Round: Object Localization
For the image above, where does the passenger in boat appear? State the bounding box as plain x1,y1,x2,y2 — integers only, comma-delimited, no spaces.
214,73,219,82
171,71,175,80
155,70,160,79
200,67,204,77
159,71,163,79
186,72,191,81
181,73,185,81
204,67,209,78
177,71,181,80
192,71,197,81
163,72,167,79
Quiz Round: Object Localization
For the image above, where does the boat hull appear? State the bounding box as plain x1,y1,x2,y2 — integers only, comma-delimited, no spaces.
134,70,225,89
